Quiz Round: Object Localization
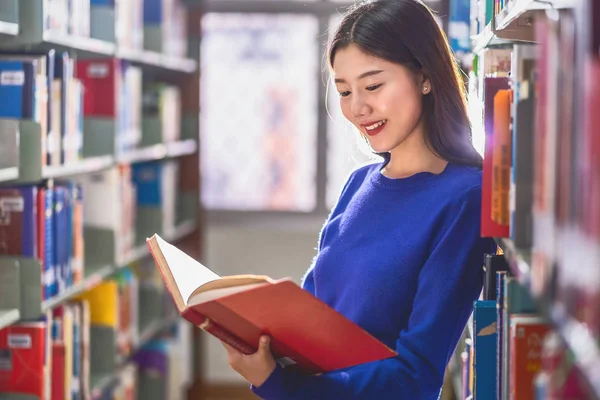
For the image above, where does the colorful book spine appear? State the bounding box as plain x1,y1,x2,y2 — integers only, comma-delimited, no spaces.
0,187,38,258
482,77,511,238
496,270,508,400
473,300,497,400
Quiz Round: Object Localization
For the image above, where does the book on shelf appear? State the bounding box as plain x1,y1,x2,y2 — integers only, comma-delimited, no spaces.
472,300,496,400
146,233,397,374
0,321,50,399
481,75,510,238
509,44,537,249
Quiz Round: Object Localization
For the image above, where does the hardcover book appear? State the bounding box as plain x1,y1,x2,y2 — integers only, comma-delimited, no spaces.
146,234,397,374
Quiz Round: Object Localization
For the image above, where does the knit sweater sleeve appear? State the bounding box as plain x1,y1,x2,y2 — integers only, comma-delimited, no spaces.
251,185,491,400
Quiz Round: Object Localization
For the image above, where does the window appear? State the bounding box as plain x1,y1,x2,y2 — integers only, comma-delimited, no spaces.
200,13,319,211
200,1,451,214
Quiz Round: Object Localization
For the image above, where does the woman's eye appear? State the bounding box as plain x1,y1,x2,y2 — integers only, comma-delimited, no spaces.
339,91,351,97
366,84,382,91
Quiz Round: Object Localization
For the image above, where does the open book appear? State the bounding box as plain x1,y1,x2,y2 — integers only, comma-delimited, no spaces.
146,234,397,374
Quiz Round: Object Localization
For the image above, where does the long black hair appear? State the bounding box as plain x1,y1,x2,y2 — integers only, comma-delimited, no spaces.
329,0,482,168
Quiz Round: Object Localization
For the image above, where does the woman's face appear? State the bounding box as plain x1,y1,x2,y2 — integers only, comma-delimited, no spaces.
332,45,430,153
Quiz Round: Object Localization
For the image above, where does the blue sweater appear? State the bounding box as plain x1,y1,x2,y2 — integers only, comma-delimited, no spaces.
252,158,496,400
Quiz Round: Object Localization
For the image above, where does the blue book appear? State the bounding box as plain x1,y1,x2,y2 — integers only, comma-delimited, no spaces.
63,183,74,288
0,60,36,119
132,162,163,206
473,300,497,400
71,304,81,400
495,271,508,400
0,51,56,164
53,186,69,294
448,0,471,55
143,0,164,24
54,52,72,164
41,184,56,299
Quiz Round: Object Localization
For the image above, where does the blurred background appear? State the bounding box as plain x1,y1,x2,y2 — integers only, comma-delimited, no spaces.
6,0,598,400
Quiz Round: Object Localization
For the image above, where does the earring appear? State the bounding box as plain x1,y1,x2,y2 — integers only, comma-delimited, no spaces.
423,86,428,93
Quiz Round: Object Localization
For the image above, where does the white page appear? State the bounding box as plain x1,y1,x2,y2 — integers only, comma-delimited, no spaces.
155,234,221,304
187,282,268,306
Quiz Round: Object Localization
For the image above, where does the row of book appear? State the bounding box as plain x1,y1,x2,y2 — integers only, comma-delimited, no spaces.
0,158,183,300
0,50,83,166
477,5,600,338
469,0,494,37
0,51,183,167
0,182,84,300
42,0,188,57
457,254,588,400
0,262,188,399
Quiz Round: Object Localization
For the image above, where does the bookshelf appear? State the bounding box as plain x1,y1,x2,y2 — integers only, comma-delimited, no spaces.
0,0,202,399
89,314,179,399
454,0,600,399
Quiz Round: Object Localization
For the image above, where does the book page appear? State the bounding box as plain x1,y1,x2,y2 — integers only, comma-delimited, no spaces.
154,234,221,305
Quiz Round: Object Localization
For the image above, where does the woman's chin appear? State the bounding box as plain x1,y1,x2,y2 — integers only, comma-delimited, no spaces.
367,140,393,154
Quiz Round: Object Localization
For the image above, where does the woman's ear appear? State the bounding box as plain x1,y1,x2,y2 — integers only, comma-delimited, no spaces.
421,76,432,95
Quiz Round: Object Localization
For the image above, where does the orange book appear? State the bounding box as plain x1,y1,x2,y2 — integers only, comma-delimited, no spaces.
146,234,397,374
509,316,550,400
492,89,513,226
482,77,511,237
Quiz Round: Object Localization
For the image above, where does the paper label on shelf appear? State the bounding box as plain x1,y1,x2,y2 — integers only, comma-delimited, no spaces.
7,334,32,349
0,71,25,86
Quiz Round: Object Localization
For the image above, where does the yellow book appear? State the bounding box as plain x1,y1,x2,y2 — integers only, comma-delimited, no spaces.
76,281,119,328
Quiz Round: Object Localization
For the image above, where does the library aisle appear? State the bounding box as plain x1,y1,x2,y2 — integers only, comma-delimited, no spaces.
1,0,599,400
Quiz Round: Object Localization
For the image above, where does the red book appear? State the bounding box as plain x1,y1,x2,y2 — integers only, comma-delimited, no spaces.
509,316,550,400
76,59,121,118
481,77,511,238
146,234,397,374
0,322,47,398
51,342,66,400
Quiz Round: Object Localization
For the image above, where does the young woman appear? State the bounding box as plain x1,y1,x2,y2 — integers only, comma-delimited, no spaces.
221,0,496,398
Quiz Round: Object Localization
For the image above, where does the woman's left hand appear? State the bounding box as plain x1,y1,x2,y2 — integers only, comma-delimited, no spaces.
222,335,277,387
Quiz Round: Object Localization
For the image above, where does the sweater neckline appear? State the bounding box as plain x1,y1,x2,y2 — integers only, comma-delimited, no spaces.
369,155,455,190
